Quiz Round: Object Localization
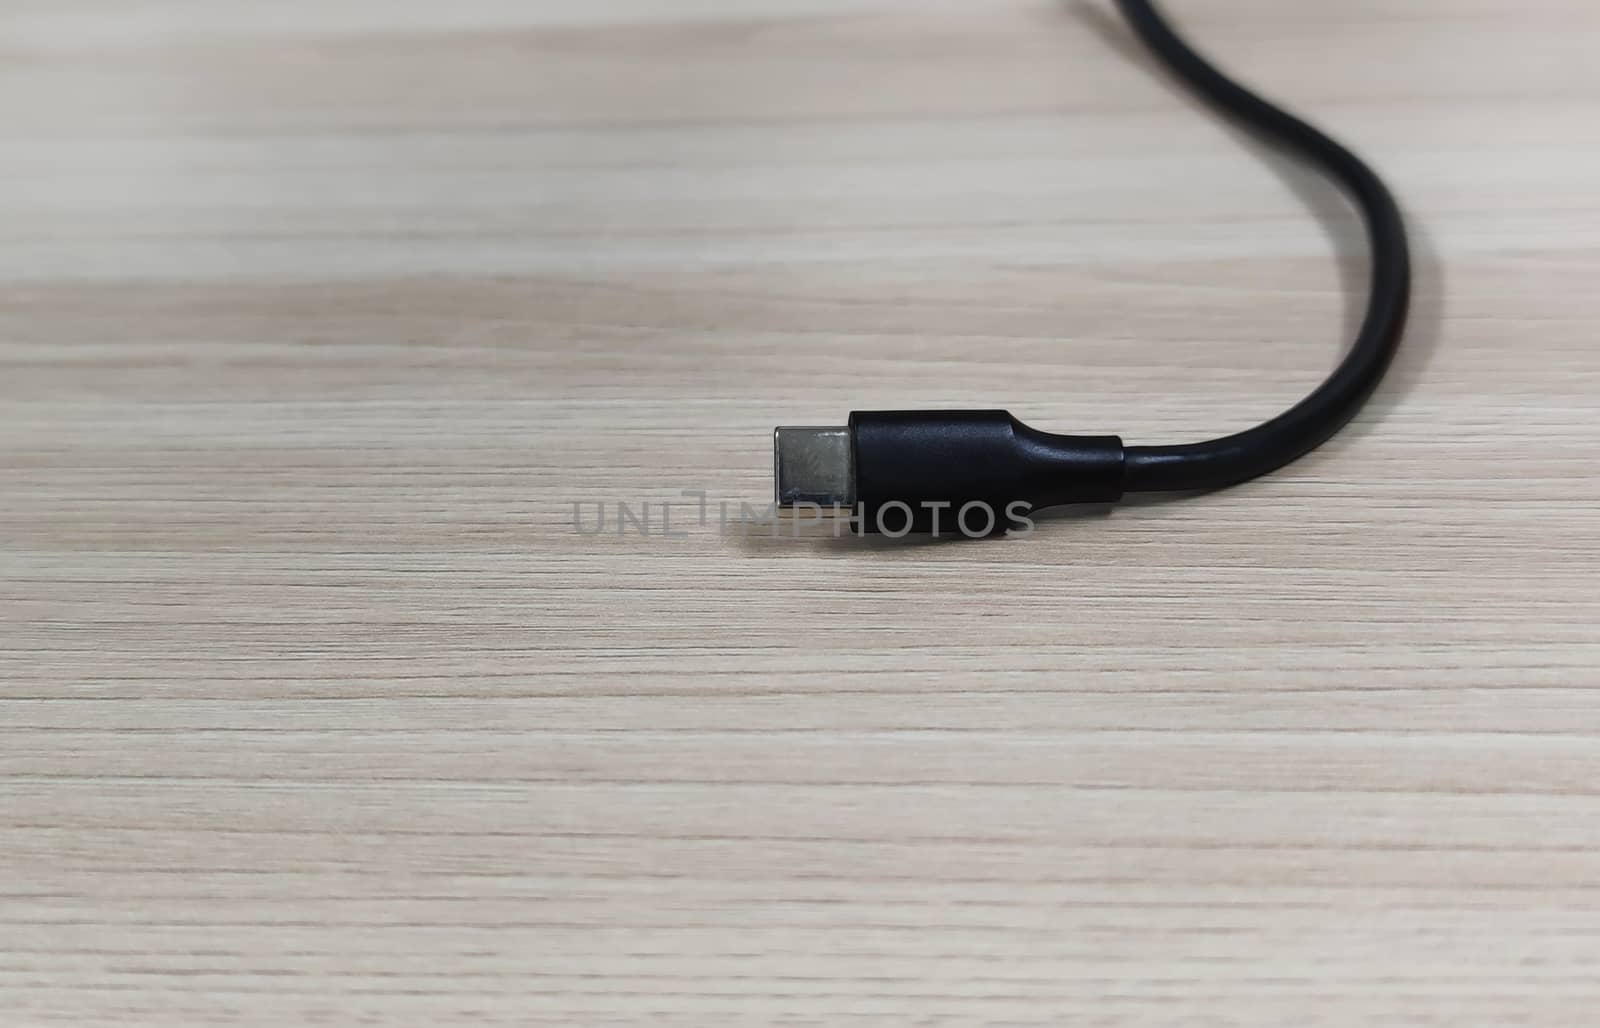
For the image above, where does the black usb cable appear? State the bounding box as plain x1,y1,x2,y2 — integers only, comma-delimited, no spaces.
774,0,1412,535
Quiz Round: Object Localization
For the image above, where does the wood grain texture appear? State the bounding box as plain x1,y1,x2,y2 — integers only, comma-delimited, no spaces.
4,0,1600,1024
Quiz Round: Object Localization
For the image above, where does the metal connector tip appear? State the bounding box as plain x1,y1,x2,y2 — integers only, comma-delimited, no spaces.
774,426,854,510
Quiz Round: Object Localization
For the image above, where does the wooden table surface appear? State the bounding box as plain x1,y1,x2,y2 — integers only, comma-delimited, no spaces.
5,0,1600,1024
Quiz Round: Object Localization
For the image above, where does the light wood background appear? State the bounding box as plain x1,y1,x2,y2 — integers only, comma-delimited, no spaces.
4,0,1600,1024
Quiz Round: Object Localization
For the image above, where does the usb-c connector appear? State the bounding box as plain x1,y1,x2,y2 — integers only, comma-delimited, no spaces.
777,412,1123,534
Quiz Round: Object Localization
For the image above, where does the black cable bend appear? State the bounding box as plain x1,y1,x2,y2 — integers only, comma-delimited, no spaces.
1112,0,1412,493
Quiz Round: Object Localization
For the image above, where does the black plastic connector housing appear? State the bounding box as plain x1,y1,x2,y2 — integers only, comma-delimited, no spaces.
848,410,1124,534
